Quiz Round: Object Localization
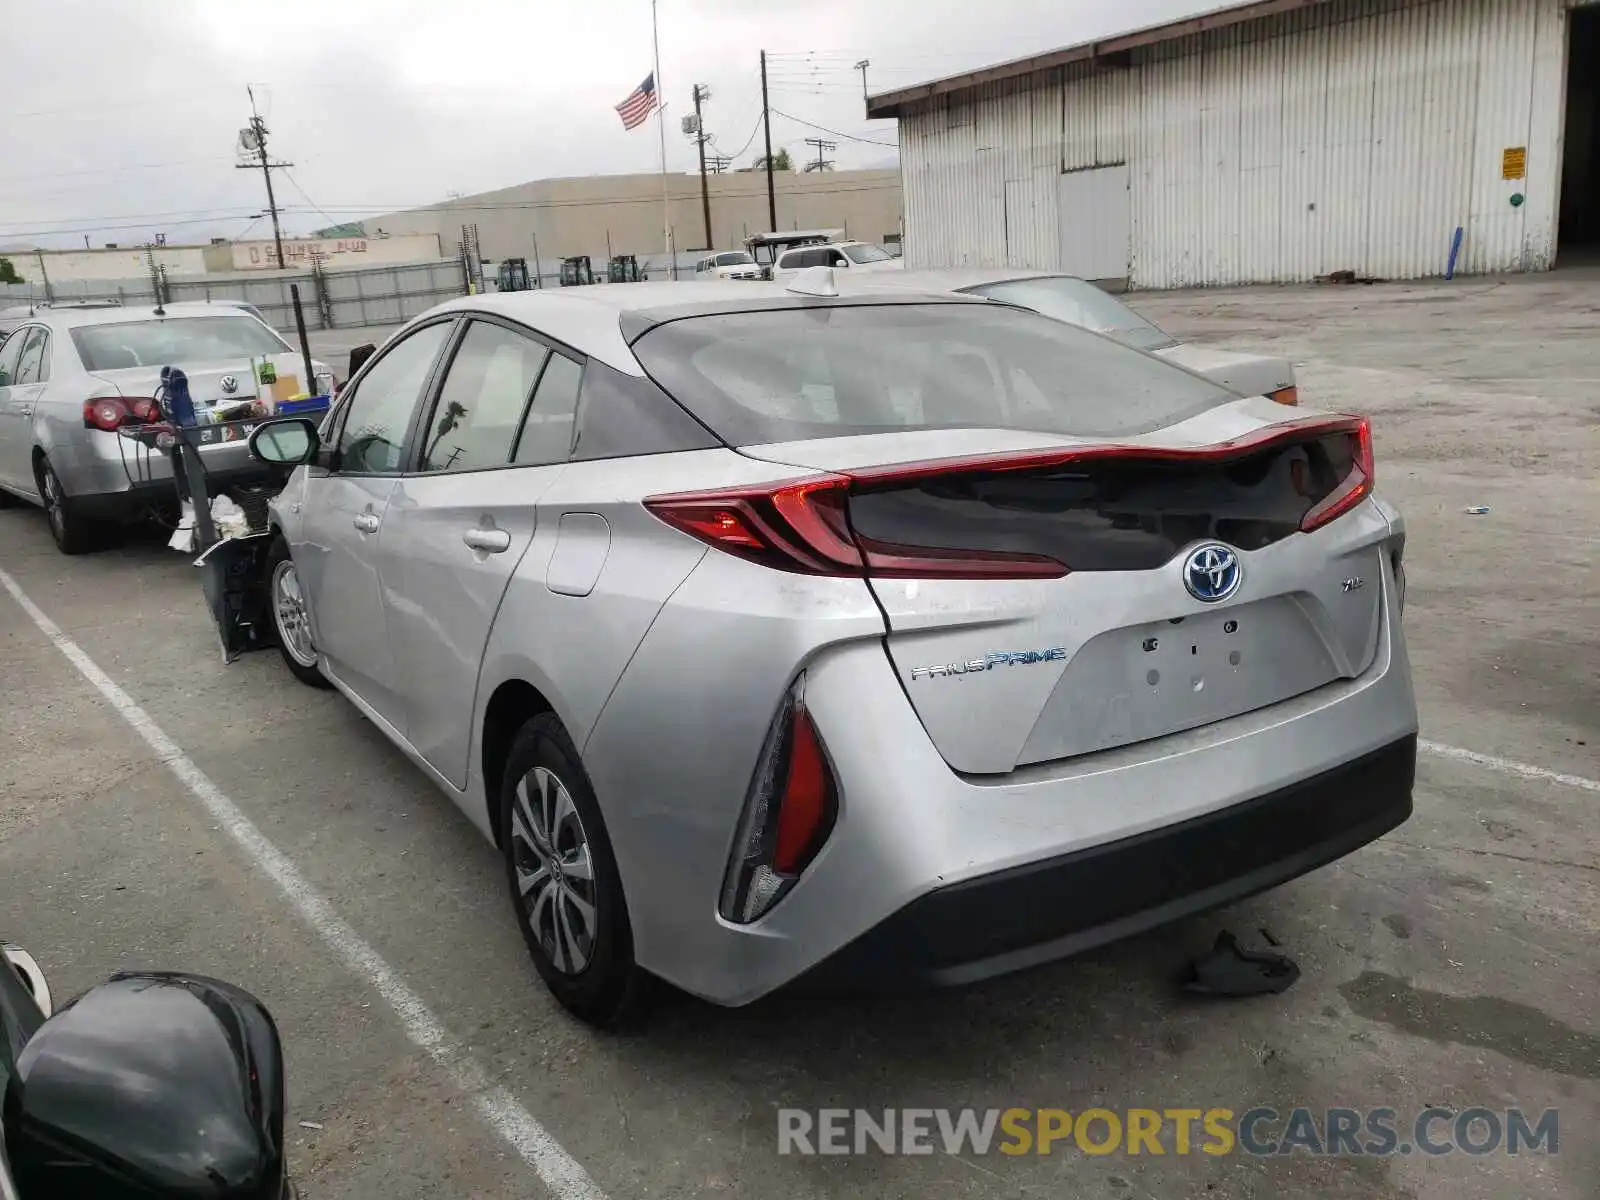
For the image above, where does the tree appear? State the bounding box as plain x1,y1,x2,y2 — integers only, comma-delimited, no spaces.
0,258,20,285
750,148,793,172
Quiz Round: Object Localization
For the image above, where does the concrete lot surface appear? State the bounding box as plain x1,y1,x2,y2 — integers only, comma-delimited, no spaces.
1,272,1595,1199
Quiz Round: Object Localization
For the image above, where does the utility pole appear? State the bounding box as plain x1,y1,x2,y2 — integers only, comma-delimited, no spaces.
34,251,53,304
855,59,871,108
804,137,836,173
760,50,777,232
236,88,291,270
692,84,713,251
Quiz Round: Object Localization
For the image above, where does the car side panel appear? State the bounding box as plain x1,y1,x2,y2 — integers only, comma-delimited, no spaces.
580,552,887,997
378,464,565,789
464,448,818,843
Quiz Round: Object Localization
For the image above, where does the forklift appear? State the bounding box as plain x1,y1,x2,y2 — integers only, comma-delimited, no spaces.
496,257,534,292
559,256,596,287
607,255,646,283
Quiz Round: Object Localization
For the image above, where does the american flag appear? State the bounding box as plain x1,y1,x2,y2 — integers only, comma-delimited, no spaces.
615,73,658,131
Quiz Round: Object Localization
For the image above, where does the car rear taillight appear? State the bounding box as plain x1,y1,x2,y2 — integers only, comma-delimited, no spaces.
719,677,839,924
647,416,1377,575
83,396,160,431
1298,417,1373,533
644,477,1067,579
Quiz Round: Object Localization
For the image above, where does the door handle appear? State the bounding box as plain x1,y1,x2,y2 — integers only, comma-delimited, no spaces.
353,512,380,534
462,528,512,554
17,405,32,417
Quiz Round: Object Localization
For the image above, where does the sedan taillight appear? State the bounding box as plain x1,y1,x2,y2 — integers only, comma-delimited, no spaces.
83,396,161,431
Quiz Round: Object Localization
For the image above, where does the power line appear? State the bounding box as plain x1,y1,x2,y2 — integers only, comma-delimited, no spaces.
5,180,908,241
280,169,342,230
0,212,263,240
0,205,262,233
768,109,899,148
712,110,766,162
0,158,237,186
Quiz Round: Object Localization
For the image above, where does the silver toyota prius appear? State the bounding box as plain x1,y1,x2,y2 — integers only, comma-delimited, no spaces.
248,275,1417,1025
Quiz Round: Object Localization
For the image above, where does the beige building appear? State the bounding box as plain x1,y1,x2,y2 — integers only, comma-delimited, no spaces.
353,169,904,264
4,233,444,285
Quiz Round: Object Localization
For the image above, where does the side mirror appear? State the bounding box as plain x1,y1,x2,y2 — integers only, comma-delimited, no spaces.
249,417,320,466
5,972,289,1199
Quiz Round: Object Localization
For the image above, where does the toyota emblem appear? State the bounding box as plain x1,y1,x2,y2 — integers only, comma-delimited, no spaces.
1182,543,1243,603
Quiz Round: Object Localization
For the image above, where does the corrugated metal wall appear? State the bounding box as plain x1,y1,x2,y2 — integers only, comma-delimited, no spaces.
898,0,1571,285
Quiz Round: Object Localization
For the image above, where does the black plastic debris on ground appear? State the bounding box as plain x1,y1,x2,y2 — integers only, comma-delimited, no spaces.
1181,931,1301,997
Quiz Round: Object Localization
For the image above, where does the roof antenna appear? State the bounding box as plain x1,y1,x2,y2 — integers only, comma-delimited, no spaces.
785,265,839,298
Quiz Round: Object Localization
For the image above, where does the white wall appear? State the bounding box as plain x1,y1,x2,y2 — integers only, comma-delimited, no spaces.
6,246,208,284
4,233,446,286
898,0,1570,285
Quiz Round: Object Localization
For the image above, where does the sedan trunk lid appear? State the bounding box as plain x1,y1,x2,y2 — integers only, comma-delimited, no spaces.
738,406,1383,774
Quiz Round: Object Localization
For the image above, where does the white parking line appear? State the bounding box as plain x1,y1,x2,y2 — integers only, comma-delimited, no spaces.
0,567,607,1200
1420,739,1599,793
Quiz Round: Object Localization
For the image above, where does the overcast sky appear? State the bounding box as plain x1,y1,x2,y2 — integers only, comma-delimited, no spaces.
4,0,1206,250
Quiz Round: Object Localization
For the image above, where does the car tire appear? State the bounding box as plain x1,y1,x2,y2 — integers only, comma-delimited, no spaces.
500,713,648,1028
266,535,331,689
36,455,102,555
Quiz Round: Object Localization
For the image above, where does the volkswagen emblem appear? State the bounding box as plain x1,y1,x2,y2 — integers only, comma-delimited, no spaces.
220,374,239,394
1183,543,1242,603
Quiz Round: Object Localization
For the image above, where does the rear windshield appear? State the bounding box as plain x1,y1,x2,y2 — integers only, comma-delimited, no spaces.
841,243,893,265
632,302,1233,446
965,277,1177,352
71,316,289,371
715,252,754,267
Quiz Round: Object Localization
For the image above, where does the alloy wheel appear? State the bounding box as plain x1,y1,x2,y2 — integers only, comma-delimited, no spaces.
510,766,597,975
40,464,64,540
271,560,317,668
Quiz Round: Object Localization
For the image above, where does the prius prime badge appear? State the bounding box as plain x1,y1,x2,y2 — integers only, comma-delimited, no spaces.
1183,543,1242,603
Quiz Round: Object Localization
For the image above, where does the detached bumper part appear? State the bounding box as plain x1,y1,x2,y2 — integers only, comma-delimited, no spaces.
800,735,1416,990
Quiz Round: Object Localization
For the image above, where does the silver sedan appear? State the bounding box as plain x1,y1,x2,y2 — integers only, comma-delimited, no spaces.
0,303,330,552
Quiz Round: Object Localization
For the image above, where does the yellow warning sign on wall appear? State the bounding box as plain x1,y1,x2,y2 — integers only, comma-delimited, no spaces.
1502,147,1527,180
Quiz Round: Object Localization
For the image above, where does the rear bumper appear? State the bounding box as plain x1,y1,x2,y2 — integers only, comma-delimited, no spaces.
54,429,274,521
798,735,1415,991
589,513,1415,1006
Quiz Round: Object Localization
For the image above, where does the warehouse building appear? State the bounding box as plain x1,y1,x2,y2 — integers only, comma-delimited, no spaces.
350,169,905,267
869,0,1598,286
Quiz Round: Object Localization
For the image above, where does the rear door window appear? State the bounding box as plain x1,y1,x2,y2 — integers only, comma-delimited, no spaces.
632,302,1234,446
513,352,583,465
14,329,49,384
418,321,548,473
0,331,26,387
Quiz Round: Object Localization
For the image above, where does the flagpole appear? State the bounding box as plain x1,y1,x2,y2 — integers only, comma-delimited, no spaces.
652,0,671,278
